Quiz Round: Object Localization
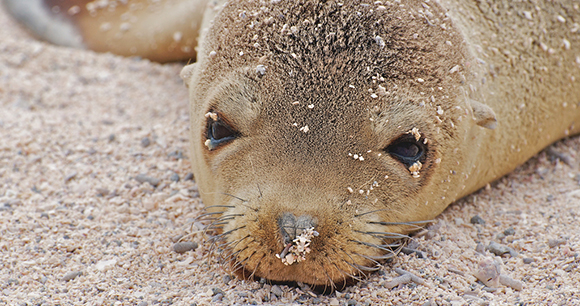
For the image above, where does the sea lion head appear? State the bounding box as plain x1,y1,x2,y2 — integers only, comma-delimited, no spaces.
182,0,486,287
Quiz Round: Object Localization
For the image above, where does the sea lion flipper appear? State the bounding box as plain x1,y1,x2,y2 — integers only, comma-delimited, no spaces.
469,99,497,130
2,0,85,49
3,0,208,62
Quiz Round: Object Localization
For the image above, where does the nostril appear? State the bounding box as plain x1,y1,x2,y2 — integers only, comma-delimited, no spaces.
276,213,319,266
278,213,317,244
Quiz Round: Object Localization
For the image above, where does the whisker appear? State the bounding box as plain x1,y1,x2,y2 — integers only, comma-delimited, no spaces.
193,211,225,222
256,183,263,199
323,246,363,283
215,214,245,222
232,247,261,277
363,252,399,261
219,238,254,264
208,226,245,242
221,246,246,266
339,259,366,280
207,221,228,227
355,230,410,240
318,261,336,293
340,249,366,280
221,193,248,203
201,214,244,235
348,261,381,272
349,239,398,252
204,204,236,210
247,254,266,280
367,219,433,226
340,249,376,276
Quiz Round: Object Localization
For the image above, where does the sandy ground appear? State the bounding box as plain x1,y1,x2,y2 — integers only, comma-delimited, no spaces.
1,4,579,306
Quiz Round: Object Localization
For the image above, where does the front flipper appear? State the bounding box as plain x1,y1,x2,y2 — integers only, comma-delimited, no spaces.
3,0,209,62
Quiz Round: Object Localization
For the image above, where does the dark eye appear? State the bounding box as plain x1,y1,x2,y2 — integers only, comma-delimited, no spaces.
205,112,238,150
386,136,426,166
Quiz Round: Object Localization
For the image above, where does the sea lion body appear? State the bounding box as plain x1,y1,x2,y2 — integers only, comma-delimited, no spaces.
184,0,580,286
5,0,580,287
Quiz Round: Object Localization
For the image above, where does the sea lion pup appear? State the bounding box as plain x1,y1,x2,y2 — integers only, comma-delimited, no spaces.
183,0,580,287
6,0,580,287
2,0,209,62
182,0,580,285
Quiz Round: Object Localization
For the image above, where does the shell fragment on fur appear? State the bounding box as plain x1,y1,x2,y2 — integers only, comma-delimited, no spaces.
409,161,422,178
204,111,218,121
408,127,421,141
276,227,319,265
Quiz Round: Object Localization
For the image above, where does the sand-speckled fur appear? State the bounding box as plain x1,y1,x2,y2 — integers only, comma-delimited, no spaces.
185,0,580,286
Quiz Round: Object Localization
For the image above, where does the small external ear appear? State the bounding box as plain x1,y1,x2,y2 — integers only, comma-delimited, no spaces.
468,99,497,130
180,63,197,87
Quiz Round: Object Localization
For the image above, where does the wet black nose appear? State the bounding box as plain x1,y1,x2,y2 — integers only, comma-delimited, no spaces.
278,213,317,245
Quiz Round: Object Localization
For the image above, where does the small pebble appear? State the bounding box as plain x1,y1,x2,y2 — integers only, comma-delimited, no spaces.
401,247,425,258
548,238,567,248
523,257,534,264
270,285,283,298
211,293,223,302
173,241,198,254
141,137,151,147
62,271,82,282
96,188,110,197
64,172,77,183
473,258,501,287
503,227,515,236
108,134,116,142
347,299,357,306
135,174,160,187
475,242,486,254
487,241,517,257
394,268,426,286
546,147,573,166
212,287,225,296
384,274,412,289
470,215,486,225
563,263,577,272
170,173,180,182
184,173,194,181
223,275,232,285
499,274,523,291
167,150,184,160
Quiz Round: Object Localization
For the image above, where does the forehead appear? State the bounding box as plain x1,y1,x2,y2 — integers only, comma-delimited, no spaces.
196,0,468,151
202,0,465,103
